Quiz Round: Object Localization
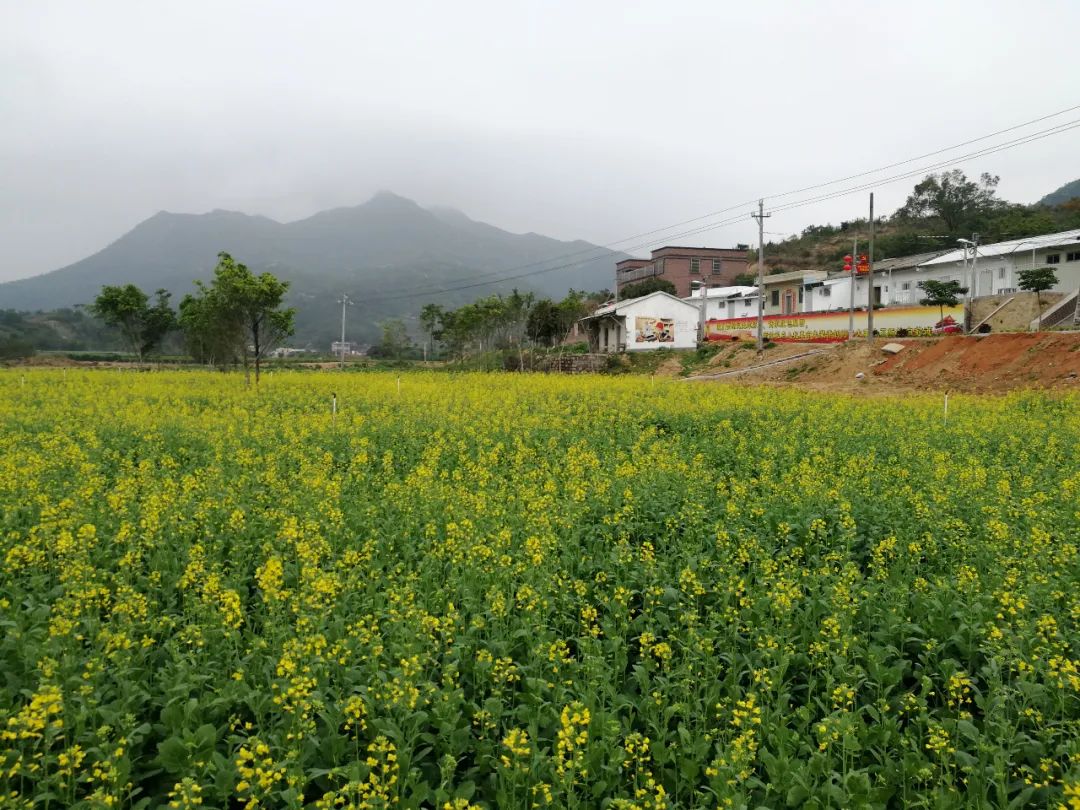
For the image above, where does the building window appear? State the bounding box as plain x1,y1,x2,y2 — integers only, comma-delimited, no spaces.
770,290,780,306
655,259,664,274
1067,251,1080,262
901,282,911,291
798,288,804,303
712,259,723,275
998,267,1006,278
689,257,700,274
1047,253,1061,264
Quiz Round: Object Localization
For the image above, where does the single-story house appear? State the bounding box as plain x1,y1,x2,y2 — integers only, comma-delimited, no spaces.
914,229,1080,298
758,270,827,315
816,230,1080,311
683,285,759,320
579,291,701,352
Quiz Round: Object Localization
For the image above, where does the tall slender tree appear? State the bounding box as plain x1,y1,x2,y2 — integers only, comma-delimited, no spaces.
1018,266,1058,330
180,253,295,384
918,279,968,324
90,284,176,363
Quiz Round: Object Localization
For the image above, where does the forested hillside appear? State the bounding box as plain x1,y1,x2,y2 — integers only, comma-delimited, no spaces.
762,171,1080,274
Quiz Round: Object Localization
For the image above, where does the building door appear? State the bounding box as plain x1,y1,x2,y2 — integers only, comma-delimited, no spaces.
980,269,992,297
873,286,882,305
782,290,796,315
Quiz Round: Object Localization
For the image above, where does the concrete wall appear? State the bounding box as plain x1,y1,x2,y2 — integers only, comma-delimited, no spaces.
968,291,1066,332
693,294,758,320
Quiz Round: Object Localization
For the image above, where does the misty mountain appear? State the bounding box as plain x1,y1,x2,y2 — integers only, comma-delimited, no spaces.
1039,179,1080,207
0,192,623,346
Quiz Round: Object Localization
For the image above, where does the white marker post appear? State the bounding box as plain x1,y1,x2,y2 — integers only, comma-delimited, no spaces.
944,392,949,426
332,392,337,426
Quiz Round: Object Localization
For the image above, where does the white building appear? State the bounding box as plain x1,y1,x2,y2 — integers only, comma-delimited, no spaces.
330,341,363,356
580,291,701,352
683,285,759,320
806,230,1080,312
913,229,1080,299
815,252,947,311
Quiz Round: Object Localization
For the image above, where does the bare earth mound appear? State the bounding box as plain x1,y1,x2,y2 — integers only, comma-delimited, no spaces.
691,333,1080,393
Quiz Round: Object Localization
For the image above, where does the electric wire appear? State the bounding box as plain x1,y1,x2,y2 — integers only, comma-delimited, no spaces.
358,112,1080,302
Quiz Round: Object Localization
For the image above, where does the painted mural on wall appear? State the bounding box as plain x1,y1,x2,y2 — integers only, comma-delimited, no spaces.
635,316,674,343
704,305,967,342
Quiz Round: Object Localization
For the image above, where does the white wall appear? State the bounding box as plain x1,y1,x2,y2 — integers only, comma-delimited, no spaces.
805,280,849,313
617,294,700,351
894,245,1080,303
692,295,758,320
597,319,625,353
805,244,1080,313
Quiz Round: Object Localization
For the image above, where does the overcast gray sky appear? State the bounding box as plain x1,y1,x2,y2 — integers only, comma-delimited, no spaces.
2,0,1078,283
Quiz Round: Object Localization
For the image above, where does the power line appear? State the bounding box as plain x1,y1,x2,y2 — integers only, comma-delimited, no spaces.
360,111,1080,303
758,104,1080,203
768,119,1080,216
356,104,1080,298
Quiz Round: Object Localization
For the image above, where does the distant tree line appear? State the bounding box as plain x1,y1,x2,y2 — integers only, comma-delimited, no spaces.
0,308,127,359
89,252,294,382
386,289,605,361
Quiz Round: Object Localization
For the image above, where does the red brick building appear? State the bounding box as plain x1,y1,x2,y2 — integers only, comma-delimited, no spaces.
615,246,751,299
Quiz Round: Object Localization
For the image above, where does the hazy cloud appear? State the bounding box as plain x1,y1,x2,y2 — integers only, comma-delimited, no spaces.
2,0,1079,282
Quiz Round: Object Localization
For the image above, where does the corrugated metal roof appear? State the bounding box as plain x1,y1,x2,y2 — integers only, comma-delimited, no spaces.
873,250,951,271
586,290,697,319
684,285,759,300
921,229,1080,266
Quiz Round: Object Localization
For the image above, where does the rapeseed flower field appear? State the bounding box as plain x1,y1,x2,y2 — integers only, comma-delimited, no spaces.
2,369,1079,809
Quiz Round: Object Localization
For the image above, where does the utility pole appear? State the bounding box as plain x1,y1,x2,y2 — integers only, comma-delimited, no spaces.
970,233,980,298
866,193,875,344
691,280,707,344
337,293,353,369
751,199,771,352
848,236,857,339
960,244,970,301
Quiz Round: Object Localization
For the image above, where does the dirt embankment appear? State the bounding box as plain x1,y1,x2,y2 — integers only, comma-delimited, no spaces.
692,333,1080,394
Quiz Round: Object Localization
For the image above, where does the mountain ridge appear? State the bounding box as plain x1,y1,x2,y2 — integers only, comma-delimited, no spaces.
1039,178,1080,207
0,193,624,345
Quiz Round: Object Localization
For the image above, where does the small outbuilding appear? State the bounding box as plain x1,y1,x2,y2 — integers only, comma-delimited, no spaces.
579,291,701,353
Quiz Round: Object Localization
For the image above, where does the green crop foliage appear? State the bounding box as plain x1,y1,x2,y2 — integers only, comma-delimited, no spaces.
1,370,1079,809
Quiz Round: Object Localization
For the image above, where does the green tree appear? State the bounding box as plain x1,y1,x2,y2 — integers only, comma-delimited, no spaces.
918,279,968,324
178,291,235,367
894,170,1004,234
526,299,563,346
1018,266,1058,330
180,253,294,384
90,284,176,363
374,318,411,361
419,303,445,359
731,272,758,286
0,336,35,360
620,278,677,299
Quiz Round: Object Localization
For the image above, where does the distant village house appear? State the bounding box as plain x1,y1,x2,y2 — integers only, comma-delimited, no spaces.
616,245,751,298
580,291,700,352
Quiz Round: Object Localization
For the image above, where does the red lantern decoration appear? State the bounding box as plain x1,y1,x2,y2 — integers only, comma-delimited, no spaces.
843,255,853,273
